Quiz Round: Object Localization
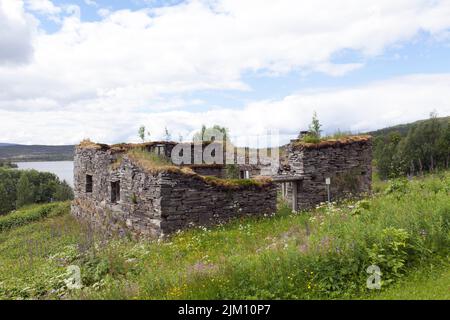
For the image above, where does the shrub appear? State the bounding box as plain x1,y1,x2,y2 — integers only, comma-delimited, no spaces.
367,227,410,285
384,178,409,198
0,202,69,232
225,164,240,179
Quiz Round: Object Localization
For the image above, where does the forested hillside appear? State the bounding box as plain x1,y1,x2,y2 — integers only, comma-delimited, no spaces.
372,114,450,179
368,116,450,138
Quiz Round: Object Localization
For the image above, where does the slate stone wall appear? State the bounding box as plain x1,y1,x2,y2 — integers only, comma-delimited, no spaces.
280,138,372,209
158,172,277,234
72,147,165,238
71,146,277,238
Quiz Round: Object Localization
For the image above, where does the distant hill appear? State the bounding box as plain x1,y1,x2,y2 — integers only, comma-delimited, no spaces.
0,143,18,147
367,116,450,137
0,144,74,162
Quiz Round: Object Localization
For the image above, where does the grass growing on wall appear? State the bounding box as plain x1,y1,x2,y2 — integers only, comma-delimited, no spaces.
0,173,449,300
295,135,372,148
126,148,273,189
126,148,173,170
201,175,273,189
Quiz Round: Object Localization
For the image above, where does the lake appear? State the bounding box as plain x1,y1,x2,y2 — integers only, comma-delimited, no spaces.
15,161,74,186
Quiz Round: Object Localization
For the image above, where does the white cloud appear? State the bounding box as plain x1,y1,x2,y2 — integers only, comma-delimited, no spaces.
84,0,97,7
1,73,449,145
25,0,61,16
0,0,36,64
1,1,450,144
97,8,110,17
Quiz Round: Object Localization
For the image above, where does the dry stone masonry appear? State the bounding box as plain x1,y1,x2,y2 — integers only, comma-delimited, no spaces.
277,136,372,210
71,142,277,238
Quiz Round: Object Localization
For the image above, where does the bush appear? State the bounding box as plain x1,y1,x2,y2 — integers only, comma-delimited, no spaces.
367,227,410,285
0,202,69,232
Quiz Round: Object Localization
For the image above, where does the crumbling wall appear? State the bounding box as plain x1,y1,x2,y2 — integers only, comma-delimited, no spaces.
72,146,277,239
71,147,165,238
188,165,226,178
158,172,277,234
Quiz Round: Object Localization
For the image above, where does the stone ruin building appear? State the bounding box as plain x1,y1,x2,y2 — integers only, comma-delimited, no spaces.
275,136,372,211
71,141,278,238
71,135,372,238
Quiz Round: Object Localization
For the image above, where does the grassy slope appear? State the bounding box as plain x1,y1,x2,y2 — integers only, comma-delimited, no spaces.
0,173,449,300
0,204,84,299
364,263,450,300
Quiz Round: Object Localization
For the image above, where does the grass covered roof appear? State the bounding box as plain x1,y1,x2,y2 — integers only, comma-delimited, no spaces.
292,135,372,150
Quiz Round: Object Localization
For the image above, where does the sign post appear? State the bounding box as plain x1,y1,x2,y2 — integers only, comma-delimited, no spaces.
325,177,331,203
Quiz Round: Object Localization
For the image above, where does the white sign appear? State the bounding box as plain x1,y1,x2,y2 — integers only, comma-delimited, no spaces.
325,177,331,185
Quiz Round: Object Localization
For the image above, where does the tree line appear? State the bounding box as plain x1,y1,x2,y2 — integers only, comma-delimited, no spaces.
0,161,18,169
0,168,73,215
374,113,450,179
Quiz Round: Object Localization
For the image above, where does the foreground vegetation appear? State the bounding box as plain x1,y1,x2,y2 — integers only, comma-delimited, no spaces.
365,262,450,300
0,202,68,232
0,172,449,300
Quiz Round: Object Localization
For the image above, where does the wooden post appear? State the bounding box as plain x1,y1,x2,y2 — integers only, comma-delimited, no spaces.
325,177,331,203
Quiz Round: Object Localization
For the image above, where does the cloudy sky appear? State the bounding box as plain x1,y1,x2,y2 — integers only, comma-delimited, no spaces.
1,0,450,145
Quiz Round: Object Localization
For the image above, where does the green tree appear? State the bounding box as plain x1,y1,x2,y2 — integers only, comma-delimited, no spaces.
0,184,9,215
0,168,20,213
138,125,146,142
54,180,74,201
374,115,450,178
16,173,35,208
374,131,405,179
164,127,172,141
309,111,322,139
193,125,229,143
0,168,73,215
436,123,450,168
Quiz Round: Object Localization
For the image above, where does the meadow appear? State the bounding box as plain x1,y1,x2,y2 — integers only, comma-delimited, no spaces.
0,172,448,300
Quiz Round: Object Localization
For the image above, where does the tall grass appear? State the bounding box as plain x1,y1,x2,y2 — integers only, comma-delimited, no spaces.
0,173,449,300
